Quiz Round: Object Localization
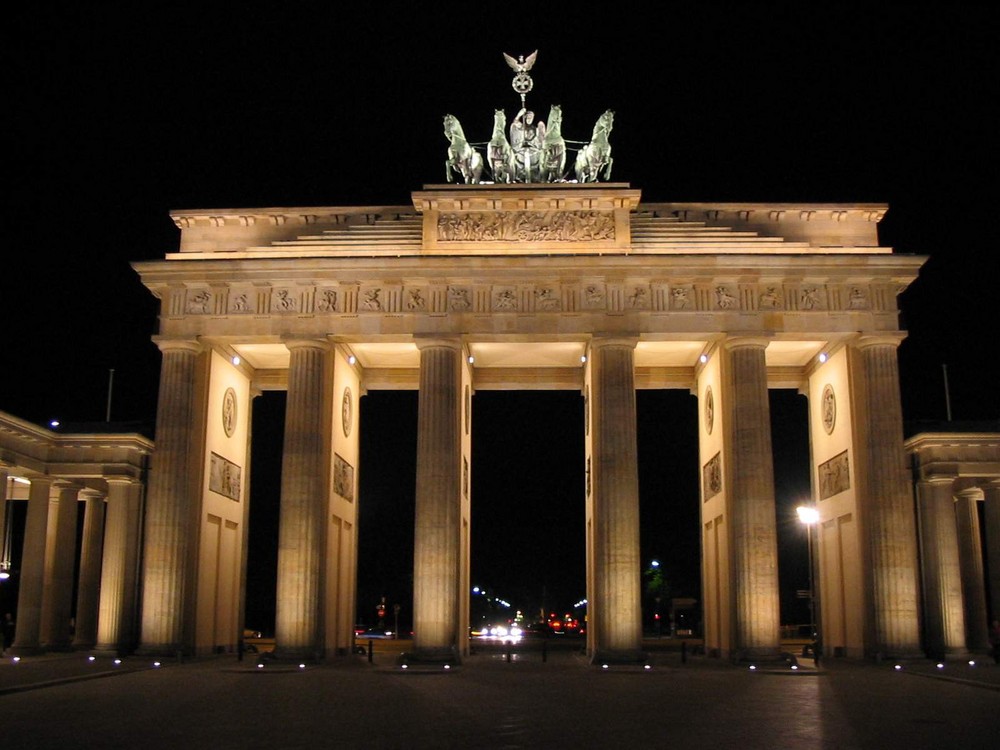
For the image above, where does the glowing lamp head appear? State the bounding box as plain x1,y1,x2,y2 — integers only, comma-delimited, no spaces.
797,506,820,525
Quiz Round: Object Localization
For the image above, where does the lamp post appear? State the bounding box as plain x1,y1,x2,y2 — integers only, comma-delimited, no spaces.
796,506,820,658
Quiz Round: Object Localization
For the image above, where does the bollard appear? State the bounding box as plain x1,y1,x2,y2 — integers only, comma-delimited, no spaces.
506,643,512,662
681,640,687,664
368,639,374,663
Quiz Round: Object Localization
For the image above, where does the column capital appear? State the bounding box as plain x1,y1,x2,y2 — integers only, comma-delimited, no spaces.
852,333,906,350
920,476,958,488
722,335,770,351
282,337,331,353
104,476,137,487
590,335,638,350
413,335,462,352
152,337,203,355
79,488,106,501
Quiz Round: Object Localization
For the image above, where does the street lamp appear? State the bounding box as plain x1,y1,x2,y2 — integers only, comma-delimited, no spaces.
796,506,820,656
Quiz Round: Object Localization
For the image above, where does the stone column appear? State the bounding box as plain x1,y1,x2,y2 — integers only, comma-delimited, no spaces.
853,337,922,658
97,480,143,653
955,489,989,651
412,338,463,658
916,478,966,657
41,484,80,650
984,482,1000,626
722,337,780,660
140,339,204,654
275,339,330,659
0,469,8,574
10,478,53,654
72,489,106,649
590,337,643,660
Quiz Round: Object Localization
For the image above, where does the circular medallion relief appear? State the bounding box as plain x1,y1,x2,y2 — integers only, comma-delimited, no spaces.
821,384,836,435
342,387,353,437
222,387,237,438
705,386,714,435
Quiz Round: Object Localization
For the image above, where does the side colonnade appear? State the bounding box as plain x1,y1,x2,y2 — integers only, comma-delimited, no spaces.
0,413,149,655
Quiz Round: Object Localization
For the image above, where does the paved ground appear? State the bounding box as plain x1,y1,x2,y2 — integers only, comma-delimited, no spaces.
2,643,998,749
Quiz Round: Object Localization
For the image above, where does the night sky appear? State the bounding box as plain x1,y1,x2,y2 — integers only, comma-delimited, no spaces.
5,7,998,633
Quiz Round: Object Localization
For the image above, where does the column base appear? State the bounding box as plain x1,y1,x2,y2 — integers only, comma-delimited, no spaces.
865,647,926,663
731,646,783,663
591,649,650,668
398,646,461,671
6,645,46,657
272,646,325,663
135,643,190,660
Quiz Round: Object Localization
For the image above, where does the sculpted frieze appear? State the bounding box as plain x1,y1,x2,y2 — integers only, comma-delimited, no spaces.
534,287,561,311
316,288,339,312
581,284,606,310
186,289,212,314
437,210,615,242
758,286,783,310
448,286,473,311
714,286,738,310
626,286,649,309
703,452,722,502
670,285,693,310
798,286,826,310
272,289,298,312
360,288,383,312
171,280,884,319
818,450,850,500
229,291,253,314
847,286,869,309
492,286,518,311
405,287,427,311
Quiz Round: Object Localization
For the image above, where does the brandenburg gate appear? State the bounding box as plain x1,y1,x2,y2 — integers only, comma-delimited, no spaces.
131,183,928,663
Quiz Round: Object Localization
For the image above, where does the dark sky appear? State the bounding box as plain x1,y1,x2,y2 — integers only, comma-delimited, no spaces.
4,6,998,631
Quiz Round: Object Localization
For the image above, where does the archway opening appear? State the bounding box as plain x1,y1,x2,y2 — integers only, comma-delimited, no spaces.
636,390,701,638
770,389,813,638
470,391,585,640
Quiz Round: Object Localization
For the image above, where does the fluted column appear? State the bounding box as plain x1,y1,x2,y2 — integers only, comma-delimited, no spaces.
722,337,780,659
275,339,330,658
0,470,8,575
97,480,143,652
140,339,204,654
412,338,463,656
590,337,643,659
73,489,106,649
10,478,53,654
41,484,79,650
984,483,1000,626
853,337,922,657
955,489,989,651
916,478,966,657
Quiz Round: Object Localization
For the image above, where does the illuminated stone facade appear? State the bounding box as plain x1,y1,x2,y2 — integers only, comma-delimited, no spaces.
5,185,996,663
127,182,930,661
0,413,150,655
